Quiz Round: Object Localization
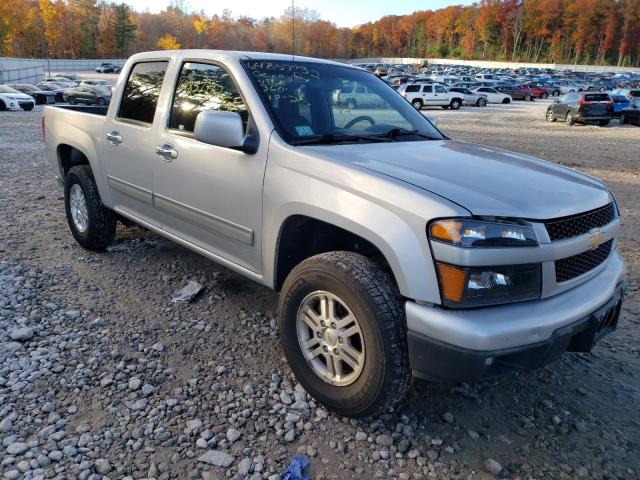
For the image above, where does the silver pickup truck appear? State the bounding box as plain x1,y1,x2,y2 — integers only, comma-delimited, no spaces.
43,50,626,417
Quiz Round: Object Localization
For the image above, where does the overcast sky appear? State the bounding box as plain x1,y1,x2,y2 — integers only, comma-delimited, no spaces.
122,0,472,28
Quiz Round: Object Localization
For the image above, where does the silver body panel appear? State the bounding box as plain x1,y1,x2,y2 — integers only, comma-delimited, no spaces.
42,49,625,354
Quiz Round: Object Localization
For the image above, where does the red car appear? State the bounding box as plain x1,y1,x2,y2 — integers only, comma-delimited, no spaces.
516,83,549,99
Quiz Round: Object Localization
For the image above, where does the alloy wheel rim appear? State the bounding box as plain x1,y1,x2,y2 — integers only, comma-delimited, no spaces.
296,291,365,386
70,184,89,233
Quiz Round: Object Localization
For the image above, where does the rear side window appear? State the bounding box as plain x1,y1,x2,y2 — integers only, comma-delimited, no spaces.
405,85,420,93
422,85,432,93
169,62,248,133
118,61,169,125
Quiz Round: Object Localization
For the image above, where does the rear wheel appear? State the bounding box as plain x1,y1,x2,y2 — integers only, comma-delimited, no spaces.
97,97,106,106
68,97,76,105
542,92,549,99
620,113,627,125
553,90,560,97
546,109,556,122
411,99,423,110
599,119,610,127
566,111,576,126
64,165,116,251
524,94,531,102
449,98,462,110
278,252,411,417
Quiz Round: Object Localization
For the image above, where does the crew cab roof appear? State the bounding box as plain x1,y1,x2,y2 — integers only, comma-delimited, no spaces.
126,49,353,69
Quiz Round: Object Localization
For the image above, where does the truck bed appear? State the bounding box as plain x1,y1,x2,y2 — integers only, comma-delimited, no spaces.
49,105,109,116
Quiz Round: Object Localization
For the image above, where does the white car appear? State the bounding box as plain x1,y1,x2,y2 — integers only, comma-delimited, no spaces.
471,87,512,104
80,79,112,87
398,83,464,109
0,85,36,111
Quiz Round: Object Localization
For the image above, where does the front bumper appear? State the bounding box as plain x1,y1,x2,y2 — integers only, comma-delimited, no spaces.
408,283,624,382
406,252,626,382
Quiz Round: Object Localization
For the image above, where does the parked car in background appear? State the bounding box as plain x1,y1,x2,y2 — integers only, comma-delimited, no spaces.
42,77,77,88
471,86,512,104
35,83,66,102
448,87,487,106
517,82,550,98
610,95,631,116
620,106,640,126
96,63,121,73
6,84,57,104
496,85,534,101
545,92,614,126
63,85,112,106
56,73,80,81
611,89,640,107
398,83,464,109
80,79,112,87
0,85,36,111
587,78,617,92
333,82,382,109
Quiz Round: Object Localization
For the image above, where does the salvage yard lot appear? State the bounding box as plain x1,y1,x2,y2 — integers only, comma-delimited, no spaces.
0,100,638,479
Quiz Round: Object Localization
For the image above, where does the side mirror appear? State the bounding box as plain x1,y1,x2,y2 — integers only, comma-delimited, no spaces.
194,111,256,153
426,116,438,128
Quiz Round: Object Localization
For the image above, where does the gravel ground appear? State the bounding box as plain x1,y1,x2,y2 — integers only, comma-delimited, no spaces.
0,100,639,480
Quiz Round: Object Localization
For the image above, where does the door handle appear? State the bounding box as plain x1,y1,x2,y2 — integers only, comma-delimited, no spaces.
156,144,178,161
106,131,122,145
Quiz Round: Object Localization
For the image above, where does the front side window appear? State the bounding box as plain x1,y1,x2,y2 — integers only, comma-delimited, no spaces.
118,61,168,125
435,85,446,93
241,60,442,145
169,62,248,133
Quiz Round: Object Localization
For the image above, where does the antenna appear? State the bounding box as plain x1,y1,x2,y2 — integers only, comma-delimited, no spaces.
291,0,295,60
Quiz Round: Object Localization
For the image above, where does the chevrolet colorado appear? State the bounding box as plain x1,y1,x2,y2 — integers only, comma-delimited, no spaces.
43,50,626,417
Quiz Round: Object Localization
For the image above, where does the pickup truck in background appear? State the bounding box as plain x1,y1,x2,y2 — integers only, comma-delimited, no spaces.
43,50,626,417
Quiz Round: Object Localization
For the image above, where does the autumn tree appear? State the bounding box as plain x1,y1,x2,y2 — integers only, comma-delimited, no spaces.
157,33,180,50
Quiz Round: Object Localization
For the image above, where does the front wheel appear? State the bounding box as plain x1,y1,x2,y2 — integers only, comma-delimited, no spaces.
542,92,549,99
97,97,106,106
620,113,627,125
477,97,487,107
599,119,610,127
502,97,511,104
278,252,411,417
64,165,116,251
546,109,556,122
524,94,531,102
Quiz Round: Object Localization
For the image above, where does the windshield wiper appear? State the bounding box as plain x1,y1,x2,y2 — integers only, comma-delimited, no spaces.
372,128,435,140
293,133,393,146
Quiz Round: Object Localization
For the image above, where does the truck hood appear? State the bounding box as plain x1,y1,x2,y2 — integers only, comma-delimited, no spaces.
304,140,610,219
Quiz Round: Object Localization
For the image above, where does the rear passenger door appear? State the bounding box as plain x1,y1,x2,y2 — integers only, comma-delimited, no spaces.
102,60,170,225
433,85,449,105
421,85,435,104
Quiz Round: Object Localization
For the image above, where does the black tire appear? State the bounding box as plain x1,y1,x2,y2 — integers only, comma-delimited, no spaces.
23,105,34,111
477,97,487,107
278,251,411,417
620,113,627,125
449,98,462,110
546,109,556,122
553,90,560,97
411,98,423,110
64,165,116,251
347,99,357,110
524,94,531,102
97,97,106,106
502,97,511,104
68,97,76,105
599,119,610,127
566,111,576,126
542,92,549,99
0,100,6,111
441,105,449,109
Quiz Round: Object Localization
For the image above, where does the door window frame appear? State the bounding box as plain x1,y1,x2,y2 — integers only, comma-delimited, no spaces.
164,59,252,140
115,59,171,129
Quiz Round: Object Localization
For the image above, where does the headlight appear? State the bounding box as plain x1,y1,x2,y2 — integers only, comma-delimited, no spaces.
436,262,541,307
429,218,538,247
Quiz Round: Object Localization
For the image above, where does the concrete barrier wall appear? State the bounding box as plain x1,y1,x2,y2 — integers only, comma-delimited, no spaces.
0,57,127,80
0,65,45,85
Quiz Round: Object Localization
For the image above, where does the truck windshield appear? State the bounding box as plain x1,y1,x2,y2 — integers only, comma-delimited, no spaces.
241,60,443,146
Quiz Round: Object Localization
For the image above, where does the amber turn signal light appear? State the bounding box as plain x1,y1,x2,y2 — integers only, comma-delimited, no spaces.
436,263,467,303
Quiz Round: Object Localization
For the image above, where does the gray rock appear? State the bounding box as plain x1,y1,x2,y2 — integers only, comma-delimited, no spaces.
238,457,253,475
6,442,28,455
94,459,111,475
483,458,502,476
375,434,393,447
128,377,142,390
226,428,241,443
197,450,234,467
355,432,368,441
9,327,34,341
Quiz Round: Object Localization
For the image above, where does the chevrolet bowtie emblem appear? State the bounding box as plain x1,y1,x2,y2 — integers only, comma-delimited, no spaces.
588,230,605,250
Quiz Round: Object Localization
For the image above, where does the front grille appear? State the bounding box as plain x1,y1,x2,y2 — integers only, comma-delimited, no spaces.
544,203,615,241
555,239,613,282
